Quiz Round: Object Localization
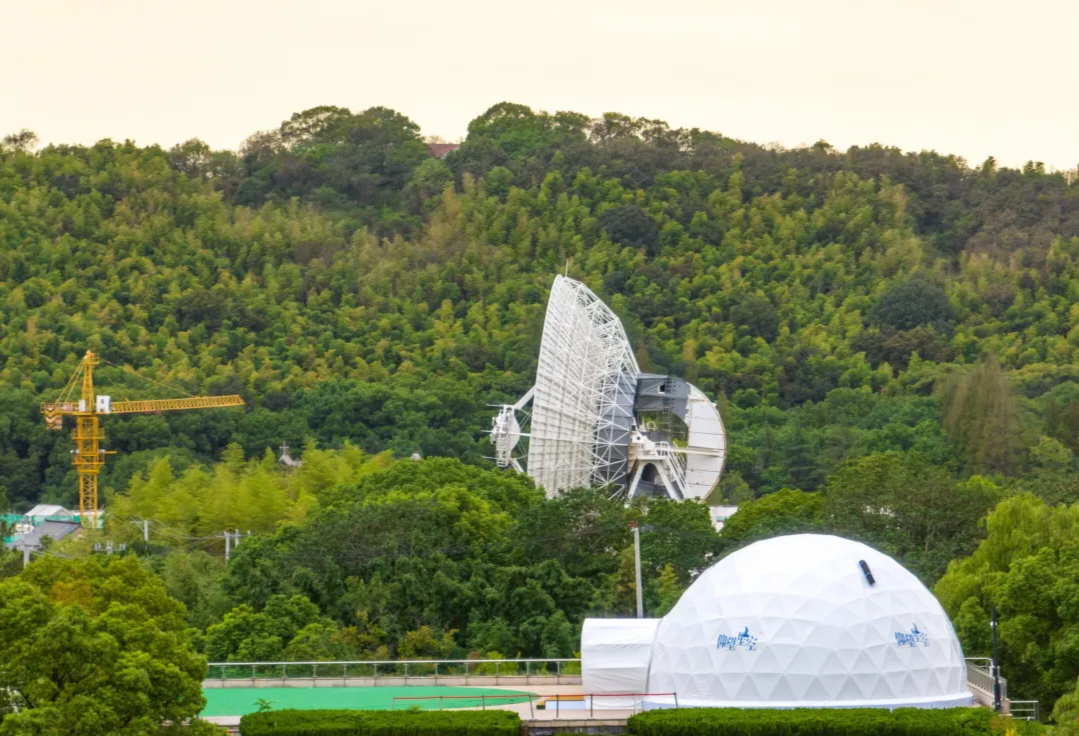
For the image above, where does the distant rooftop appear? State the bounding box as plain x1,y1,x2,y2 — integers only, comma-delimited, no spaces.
278,441,303,468
427,143,460,158
5,520,81,551
25,503,75,519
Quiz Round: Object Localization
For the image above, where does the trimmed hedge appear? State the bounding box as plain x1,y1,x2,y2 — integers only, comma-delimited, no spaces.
239,709,520,736
626,708,996,736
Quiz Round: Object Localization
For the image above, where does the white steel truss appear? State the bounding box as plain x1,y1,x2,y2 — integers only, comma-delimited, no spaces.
526,276,639,496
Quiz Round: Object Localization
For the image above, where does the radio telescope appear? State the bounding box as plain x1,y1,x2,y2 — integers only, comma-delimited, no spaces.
491,275,726,500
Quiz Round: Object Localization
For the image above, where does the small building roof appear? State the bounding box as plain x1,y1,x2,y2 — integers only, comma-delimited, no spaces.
427,143,460,158
5,520,81,550
278,442,303,468
25,504,75,518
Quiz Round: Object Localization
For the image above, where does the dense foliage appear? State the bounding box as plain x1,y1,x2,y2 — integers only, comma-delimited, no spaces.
0,556,216,736
936,494,1079,710
716,452,998,582
216,457,718,660
3,103,1079,511
238,709,519,736
627,708,1006,736
5,102,1079,718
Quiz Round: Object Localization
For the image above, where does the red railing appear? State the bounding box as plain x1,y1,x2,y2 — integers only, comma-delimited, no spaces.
391,691,679,718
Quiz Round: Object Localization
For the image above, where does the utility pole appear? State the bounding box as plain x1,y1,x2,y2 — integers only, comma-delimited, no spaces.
991,606,1001,712
133,519,149,543
632,522,644,619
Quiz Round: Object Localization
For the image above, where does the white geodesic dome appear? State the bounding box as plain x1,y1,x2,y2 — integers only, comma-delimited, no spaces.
645,534,972,709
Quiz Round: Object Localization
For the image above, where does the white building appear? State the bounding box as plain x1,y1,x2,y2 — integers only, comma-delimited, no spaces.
709,505,739,532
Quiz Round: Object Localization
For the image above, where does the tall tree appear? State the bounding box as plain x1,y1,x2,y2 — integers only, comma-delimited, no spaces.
937,354,1027,475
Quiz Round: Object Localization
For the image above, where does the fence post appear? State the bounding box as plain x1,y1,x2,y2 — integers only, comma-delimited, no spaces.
283,663,287,681
590,693,594,719
556,694,560,719
482,695,486,711
529,694,535,720
435,662,439,678
440,695,444,711
674,692,679,708
404,662,409,678
526,660,531,676
557,660,562,675
496,661,501,676
251,664,255,682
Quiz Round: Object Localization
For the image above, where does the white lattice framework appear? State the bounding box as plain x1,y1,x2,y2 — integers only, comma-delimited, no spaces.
527,275,640,496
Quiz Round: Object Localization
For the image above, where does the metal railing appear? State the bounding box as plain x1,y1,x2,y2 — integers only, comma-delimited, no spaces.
965,657,1007,702
1009,700,1039,721
205,658,582,680
966,658,1042,721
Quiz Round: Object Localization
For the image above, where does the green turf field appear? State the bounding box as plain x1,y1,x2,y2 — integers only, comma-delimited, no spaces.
201,686,535,717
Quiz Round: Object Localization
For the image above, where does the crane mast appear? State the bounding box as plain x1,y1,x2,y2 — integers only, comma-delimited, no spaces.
42,351,245,528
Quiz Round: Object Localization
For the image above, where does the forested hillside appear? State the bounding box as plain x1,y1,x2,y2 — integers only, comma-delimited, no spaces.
2,103,1078,510
5,103,1079,714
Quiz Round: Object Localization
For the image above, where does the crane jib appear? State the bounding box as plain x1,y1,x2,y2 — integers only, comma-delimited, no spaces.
39,350,245,528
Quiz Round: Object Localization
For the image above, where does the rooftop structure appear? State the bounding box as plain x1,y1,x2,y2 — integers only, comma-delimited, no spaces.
427,143,460,158
24,504,76,520
5,520,81,552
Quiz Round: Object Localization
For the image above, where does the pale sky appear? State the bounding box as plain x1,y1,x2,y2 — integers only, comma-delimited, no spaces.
3,0,1077,170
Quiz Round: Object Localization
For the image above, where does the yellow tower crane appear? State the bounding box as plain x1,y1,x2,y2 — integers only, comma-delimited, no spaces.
41,350,245,528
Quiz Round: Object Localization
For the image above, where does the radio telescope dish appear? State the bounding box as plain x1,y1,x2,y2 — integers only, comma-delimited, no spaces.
491,275,726,500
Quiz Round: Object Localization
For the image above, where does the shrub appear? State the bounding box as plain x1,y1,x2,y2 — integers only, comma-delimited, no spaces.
239,709,520,736
627,708,996,736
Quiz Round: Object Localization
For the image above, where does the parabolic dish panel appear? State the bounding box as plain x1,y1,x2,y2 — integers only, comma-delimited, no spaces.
527,275,639,496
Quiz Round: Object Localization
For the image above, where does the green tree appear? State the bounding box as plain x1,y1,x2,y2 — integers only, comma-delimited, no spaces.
937,354,1027,475
730,295,779,342
597,205,659,252
203,594,326,662
935,494,1079,712
0,556,217,735
653,564,683,616
719,489,824,549
872,279,955,332
635,499,720,583
824,452,998,582
398,626,456,659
